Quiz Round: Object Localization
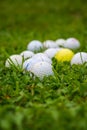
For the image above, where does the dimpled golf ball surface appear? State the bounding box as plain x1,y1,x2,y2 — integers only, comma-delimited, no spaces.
20,50,34,60
5,55,23,67
64,38,80,50
55,39,66,47
43,40,58,48
30,61,54,80
55,48,74,62
71,52,87,65
27,40,43,52
44,48,61,59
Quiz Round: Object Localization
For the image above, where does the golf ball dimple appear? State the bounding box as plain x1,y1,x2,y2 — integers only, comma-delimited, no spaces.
44,48,61,59
43,40,58,48
20,50,34,60
5,55,23,67
64,38,80,50
55,48,74,62
55,39,66,47
71,52,87,65
27,40,43,52
30,61,54,80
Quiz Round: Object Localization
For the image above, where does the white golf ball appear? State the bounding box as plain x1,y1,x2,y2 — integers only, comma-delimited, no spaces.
71,52,87,65
32,53,52,64
5,55,23,67
20,50,34,60
23,53,52,71
44,48,61,59
23,58,35,71
64,38,80,50
55,39,66,47
55,47,63,51
43,40,58,48
30,61,54,80
27,40,43,52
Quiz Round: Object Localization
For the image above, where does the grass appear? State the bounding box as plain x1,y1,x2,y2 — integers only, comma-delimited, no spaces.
0,0,87,129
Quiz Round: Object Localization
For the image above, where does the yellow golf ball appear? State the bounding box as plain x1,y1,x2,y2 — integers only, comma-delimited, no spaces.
55,48,74,62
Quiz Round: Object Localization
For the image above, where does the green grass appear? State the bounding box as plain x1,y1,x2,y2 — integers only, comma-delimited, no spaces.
0,0,87,130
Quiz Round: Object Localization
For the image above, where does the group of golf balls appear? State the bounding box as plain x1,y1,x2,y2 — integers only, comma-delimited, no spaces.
5,38,87,80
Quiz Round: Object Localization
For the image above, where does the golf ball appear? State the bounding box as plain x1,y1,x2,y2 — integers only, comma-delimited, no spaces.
23,53,52,71
71,52,87,65
55,39,66,47
30,61,54,80
55,48,74,62
27,40,43,52
43,40,58,48
20,50,34,60
44,48,61,59
32,53,52,64
23,58,36,71
5,55,23,67
64,38,80,50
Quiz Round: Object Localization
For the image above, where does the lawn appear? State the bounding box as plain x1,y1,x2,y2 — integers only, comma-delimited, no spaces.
0,0,87,130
